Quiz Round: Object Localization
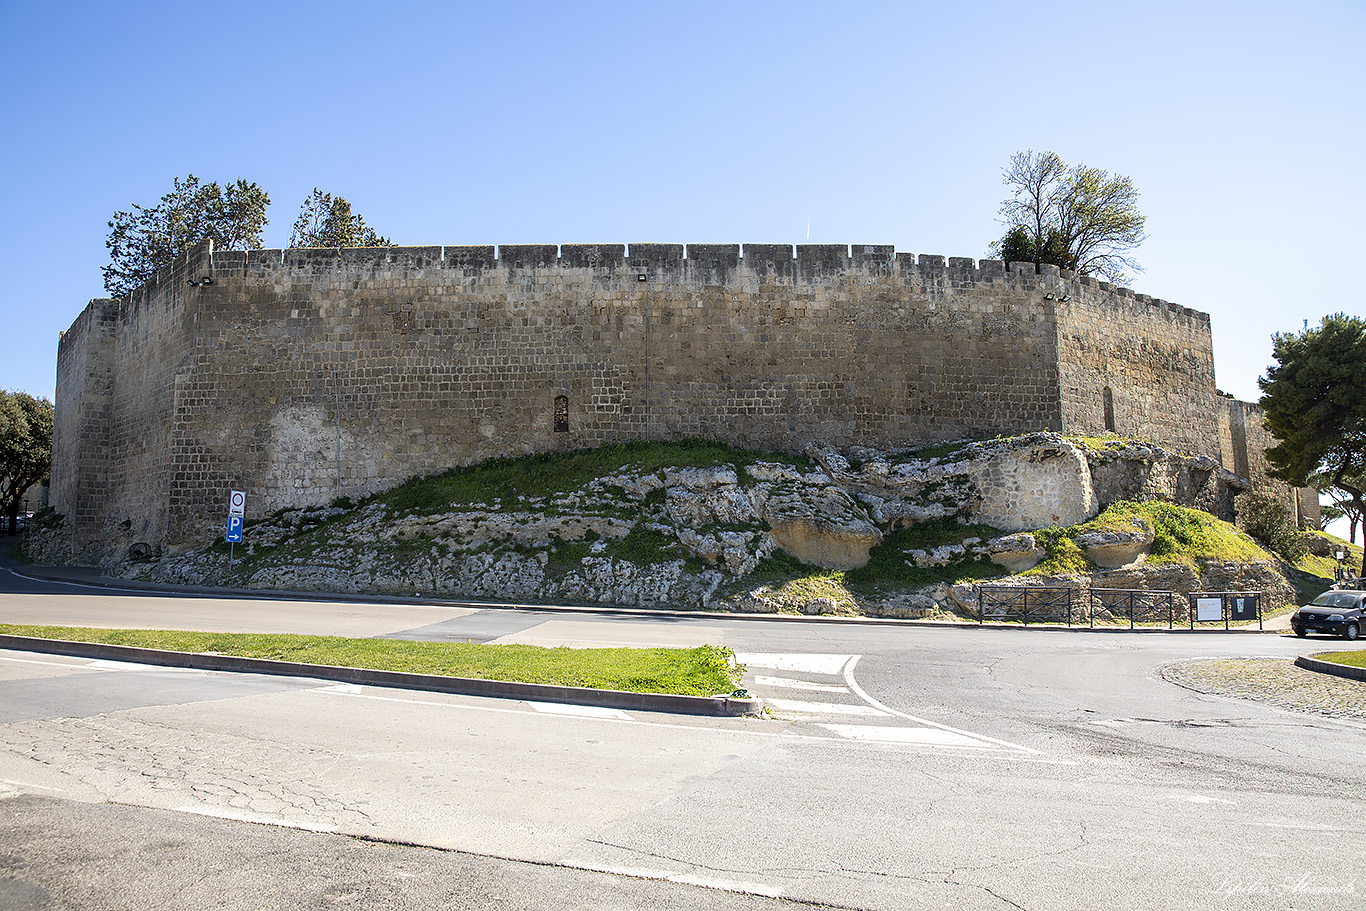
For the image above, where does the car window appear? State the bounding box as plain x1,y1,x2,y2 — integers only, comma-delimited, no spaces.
1311,592,1357,608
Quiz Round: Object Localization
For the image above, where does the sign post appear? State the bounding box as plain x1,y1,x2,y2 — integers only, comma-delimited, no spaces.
227,490,245,570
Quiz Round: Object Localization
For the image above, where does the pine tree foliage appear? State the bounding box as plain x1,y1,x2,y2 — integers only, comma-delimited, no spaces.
289,189,391,249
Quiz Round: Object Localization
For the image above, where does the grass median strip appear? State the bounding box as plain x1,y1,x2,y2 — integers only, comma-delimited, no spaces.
0,624,742,697
1314,651,1366,669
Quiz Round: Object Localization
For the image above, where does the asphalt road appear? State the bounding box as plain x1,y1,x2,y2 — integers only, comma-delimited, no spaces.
1,565,1363,910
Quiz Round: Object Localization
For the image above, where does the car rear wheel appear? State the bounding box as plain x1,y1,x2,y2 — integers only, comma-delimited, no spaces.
1345,622,1359,641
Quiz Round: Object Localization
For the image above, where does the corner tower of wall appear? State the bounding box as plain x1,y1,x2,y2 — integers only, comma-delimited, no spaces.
1052,273,1222,458
50,298,119,551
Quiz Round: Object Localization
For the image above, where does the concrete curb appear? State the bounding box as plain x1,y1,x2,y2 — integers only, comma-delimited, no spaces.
1295,653,1366,683
0,635,764,717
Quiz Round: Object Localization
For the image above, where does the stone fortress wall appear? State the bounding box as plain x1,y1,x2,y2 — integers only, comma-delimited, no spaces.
51,240,1301,558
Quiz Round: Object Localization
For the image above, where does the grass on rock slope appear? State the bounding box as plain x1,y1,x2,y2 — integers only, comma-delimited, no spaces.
190,439,1324,615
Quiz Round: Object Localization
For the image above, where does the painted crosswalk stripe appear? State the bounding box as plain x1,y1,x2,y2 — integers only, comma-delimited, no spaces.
820,724,998,748
752,675,850,694
765,698,890,717
735,653,854,675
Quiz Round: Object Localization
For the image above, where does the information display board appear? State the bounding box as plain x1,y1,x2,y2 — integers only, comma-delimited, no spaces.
1195,597,1223,622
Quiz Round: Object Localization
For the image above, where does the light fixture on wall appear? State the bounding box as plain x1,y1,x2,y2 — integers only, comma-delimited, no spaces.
1043,292,1055,301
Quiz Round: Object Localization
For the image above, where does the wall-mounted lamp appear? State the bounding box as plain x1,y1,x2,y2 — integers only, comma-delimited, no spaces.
1060,294,1070,302
186,276,214,287
637,273,648,283
1043,292,1055,301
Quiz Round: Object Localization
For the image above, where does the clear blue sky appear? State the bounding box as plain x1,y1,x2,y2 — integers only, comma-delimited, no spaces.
2,0,1362,409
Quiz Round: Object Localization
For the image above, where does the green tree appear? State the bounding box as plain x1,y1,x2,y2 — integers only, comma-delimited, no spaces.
1259,313,1366,576
0,392,54,535
1312,467,1366,545
289,189,390,248
988,150,1147,284
104,175,270,298
1237,494,1309,563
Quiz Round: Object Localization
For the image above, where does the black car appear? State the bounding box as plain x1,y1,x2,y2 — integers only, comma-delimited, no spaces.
1291,590,1365,640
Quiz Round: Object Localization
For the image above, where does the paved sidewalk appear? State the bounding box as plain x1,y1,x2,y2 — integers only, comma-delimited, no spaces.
1163,657,1366,720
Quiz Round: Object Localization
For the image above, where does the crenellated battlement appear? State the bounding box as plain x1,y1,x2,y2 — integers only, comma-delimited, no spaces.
106,240,1208,329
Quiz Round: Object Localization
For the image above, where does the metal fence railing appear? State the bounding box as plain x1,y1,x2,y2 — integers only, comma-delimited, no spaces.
977,586,1076,625
977,587,1262,630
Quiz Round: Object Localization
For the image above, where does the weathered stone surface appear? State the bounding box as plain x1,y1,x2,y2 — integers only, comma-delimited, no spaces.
766,517,882,571
750,478,882,570
967,434,1099,531
986,533,1046,573
1076,519,1155,568
1084,442,1248,523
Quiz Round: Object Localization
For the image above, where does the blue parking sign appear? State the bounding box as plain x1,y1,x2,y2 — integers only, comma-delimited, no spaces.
226,516,243,543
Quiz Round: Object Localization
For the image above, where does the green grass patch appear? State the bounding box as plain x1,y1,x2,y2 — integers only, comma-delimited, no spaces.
1295,533,1364,583
1029,526,1092,575
1314,651,1366,669
1028,501,1269,576
0,624,741,696
382,438,812,515
747,571,858,614
846,519,1005,592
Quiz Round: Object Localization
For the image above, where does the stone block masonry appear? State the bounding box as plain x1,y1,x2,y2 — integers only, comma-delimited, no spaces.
51,240,1289,559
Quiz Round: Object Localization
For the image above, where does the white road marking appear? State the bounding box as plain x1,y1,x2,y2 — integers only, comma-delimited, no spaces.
570,863,787,900
86,659,159,670
1252,821,1355,833
173,805,337,833
669,873,787,898
0,779,67,792
735,653,853,675
527,702,632,720
842,655,1043,755
0,653,105,670
304,685,1055,758
315,683,364,694
751,675,850,694
821,724,999,748
1165,794,1237,805
765,698,890,717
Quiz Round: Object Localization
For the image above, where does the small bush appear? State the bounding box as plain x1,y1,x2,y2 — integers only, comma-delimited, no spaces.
1239,495,1309,563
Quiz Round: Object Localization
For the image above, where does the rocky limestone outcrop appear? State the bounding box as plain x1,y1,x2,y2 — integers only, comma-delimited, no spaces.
1076,517,1155,568
94,433,1287,614
984,532,1046,573
746,463,881,570
1084,442,1246,522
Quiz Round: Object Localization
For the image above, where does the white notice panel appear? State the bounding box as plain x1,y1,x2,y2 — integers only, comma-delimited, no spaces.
228,490,246,518
1195,598,1222,622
